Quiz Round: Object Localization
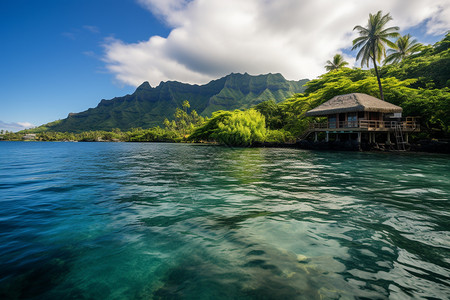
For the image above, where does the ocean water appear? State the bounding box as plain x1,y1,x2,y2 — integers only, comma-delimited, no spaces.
0,141,449,299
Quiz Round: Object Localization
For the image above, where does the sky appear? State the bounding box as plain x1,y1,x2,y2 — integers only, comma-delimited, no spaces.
1,0,449,132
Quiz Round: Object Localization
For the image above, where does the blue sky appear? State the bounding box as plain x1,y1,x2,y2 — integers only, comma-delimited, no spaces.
1,0,448,131
0,0,169,131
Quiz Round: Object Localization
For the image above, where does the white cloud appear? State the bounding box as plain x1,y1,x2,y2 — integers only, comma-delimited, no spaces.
137,0,189,25
0,121,35,132
103,0,450,87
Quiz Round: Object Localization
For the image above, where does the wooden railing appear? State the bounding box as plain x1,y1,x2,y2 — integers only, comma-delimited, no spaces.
309,120,419,131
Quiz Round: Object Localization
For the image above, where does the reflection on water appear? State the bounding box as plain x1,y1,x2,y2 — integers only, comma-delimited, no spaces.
0,142,449,299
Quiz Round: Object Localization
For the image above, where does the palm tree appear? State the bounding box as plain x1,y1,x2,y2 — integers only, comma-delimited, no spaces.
384,34,422,64
352,11,399,100
325,54,349,71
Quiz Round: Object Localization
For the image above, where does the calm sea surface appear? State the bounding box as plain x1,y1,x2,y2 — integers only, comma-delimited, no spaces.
0,142,449,299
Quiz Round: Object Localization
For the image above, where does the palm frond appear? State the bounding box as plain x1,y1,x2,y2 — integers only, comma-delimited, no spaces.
383,34,424,64
385,39,398,49
353,25,369,34
352,39,367,50
324,54,349,71
380,26,400,35
384,52,401,64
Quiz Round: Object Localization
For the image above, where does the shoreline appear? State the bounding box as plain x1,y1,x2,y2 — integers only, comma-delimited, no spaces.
1,139,449,154
253,139,450,154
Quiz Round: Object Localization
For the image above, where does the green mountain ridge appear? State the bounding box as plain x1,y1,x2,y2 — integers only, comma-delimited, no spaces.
44,73,308,132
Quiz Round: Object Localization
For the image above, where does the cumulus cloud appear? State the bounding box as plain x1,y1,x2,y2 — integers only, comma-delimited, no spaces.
103,0,450,87
0,121,35,132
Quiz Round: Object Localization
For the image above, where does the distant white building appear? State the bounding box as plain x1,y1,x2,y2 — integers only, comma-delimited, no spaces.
22,134,37,140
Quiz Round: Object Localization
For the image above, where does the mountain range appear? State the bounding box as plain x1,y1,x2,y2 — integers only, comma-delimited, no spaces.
44,73,308,132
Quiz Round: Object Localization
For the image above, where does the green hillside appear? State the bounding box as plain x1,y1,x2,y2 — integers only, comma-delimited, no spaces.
44,73,308,132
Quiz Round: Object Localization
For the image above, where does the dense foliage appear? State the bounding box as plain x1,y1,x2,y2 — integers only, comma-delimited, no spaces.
189,110,266,146
1,101,205,143
381,33,450,89
0,127,180,143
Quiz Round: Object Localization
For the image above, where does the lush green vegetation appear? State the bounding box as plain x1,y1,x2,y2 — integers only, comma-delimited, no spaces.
1,101,205,143
188,108,295,146
381,33,449,89
189,109,266,146
1,127,178,142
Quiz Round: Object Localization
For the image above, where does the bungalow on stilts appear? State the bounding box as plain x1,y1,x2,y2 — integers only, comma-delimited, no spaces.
303,93,420,151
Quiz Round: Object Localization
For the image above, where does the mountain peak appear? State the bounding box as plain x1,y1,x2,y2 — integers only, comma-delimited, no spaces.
224,72,286,80
136,81,151,90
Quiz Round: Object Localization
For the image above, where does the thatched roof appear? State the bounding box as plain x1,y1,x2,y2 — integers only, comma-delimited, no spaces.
305,93,402,116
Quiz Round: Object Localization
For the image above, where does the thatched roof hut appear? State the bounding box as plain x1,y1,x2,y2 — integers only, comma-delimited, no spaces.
305,93,402,117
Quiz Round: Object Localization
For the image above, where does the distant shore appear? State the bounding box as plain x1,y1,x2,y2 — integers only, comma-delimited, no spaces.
2,138,449,154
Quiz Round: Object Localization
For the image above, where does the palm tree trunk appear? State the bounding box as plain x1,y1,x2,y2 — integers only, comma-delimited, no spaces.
372,53,384,101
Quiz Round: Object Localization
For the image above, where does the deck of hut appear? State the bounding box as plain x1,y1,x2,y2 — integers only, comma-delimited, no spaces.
303,93,420,150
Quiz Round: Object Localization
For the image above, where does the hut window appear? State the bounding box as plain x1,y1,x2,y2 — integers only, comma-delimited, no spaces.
369,112,380,120
328,115,336,128
348,113,357,127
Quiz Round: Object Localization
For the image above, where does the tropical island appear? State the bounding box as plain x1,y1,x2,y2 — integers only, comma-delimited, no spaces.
1,12,449,152
1,7,450,300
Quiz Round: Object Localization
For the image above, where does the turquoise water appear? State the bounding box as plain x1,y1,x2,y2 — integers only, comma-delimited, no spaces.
0,142,449,299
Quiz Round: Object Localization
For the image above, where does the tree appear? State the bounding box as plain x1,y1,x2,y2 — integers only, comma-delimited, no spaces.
384,34,422,64
254,100,286,129
189,109,266,146
352,11,399,100
182,100,190,113
324,54,349,71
